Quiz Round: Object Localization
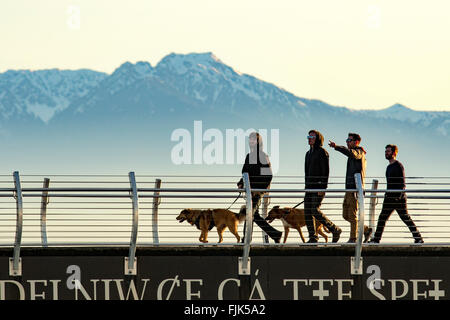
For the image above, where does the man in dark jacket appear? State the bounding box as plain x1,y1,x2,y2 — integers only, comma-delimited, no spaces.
304,130,342,243
329,133,372,243
237,132,282,243
370,145,424,243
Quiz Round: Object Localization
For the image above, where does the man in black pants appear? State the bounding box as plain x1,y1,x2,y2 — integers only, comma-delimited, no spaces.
370,145,424,243
237,132,282,243
304,130,342,243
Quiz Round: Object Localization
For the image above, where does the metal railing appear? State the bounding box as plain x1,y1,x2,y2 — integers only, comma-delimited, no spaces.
1,171,450,275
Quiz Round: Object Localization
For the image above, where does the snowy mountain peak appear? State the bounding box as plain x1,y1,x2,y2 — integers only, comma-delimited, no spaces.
386,103,410,111
112,61,153,78
151,52,306,111
155,52,235,76
367,102,441,126
159,51,222,64
99,61,154,97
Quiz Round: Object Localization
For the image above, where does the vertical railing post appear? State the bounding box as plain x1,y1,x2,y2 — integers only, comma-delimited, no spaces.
351,173,365,275
238,172,253,300
239,173,253,275
152,179,162,244
125,172,139,275
369,179,379,241
40,178,50,248
350,173,365,299
10,171,23,276
261,193,269,243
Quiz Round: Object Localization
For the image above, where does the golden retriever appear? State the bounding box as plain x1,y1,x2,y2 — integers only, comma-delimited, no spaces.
176,208,246,243
265,205,330,243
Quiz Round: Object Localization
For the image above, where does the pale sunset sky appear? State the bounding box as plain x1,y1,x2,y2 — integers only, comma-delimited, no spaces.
1,0,449,111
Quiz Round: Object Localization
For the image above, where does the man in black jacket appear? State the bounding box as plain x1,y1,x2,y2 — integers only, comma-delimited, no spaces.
304,130,342,243
370,145,424,243
237,132,282,243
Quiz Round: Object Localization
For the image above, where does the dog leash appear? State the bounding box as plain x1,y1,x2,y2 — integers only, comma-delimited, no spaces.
227,192,242,210
229,192,304,210
292,200,305,209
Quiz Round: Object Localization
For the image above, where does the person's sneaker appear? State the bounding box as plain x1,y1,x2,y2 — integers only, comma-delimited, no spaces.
307,238,318,243
332,227,342,243
363,227,373,243
347,239,356,243
273,232,282,244
414,238,424,244
368,239,379,244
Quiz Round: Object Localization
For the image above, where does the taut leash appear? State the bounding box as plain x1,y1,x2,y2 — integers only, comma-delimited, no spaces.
292,200,305,209
227,192,242,210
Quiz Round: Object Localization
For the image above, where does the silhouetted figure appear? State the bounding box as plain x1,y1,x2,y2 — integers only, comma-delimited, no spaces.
370,144,424,244
329,133,372,243
304,130,341,243
237,132,282,243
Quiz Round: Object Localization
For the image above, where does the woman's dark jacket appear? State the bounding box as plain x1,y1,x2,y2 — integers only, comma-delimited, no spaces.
238,151,273,190
304,131,329,190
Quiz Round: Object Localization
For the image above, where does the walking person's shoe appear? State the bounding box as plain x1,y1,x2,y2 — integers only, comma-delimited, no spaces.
307,238,318,243
332,227,342,243
368,238,379,244
273,231,282,243
414,237,424,244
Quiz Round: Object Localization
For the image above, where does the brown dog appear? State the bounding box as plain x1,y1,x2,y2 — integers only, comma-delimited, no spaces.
176,208,246,243
265,206,330,243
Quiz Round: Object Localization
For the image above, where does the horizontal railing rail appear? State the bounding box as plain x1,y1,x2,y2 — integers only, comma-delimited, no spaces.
0,172,449,255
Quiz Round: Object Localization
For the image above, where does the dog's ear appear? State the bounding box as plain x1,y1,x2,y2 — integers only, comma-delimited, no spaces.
273,205,280,209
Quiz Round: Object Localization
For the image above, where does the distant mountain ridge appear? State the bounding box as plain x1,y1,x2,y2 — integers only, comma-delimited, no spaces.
0,52,449,177
0,52,448,135
0,69,107,122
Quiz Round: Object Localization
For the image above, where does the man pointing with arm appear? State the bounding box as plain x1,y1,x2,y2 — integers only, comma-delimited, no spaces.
329,133,372,243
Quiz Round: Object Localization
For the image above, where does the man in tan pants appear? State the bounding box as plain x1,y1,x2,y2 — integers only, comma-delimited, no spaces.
329,133,372,243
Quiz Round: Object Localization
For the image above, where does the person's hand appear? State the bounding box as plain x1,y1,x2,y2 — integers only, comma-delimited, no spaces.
328,140,336,148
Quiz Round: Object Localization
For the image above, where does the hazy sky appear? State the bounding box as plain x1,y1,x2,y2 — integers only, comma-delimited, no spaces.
1,0,449,111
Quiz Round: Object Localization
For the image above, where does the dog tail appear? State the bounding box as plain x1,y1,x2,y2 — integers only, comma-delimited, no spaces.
236,205,247,222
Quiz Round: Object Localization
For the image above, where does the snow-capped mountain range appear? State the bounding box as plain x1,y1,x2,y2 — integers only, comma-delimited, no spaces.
0,52,449,176
0,52,448,135
0,69,107,122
